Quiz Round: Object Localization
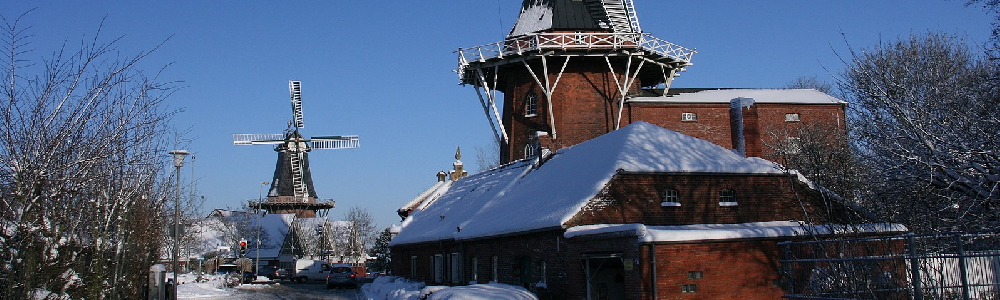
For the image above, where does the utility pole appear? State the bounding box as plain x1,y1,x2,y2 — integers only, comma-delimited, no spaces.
256,181,269,278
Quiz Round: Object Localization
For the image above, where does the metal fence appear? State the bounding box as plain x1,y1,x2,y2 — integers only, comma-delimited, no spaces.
780,232,1000,300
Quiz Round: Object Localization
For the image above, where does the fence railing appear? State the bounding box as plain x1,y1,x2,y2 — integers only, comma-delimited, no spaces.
780,232,1000,300
455,32,695,82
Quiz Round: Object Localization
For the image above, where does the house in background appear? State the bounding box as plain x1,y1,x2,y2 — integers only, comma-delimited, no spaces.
190,209,368,273
390,122,905,299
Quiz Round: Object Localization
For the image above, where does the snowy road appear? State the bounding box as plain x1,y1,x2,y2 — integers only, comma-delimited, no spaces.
178,280,365,300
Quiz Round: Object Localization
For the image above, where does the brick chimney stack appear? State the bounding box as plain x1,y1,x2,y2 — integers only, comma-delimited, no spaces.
729,97,762,157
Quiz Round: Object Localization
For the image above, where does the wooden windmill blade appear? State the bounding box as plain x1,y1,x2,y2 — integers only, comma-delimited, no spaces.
309,135,360,150
233,133,287,145
289,80,305,129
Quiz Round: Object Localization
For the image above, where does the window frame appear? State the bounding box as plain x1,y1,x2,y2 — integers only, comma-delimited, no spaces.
719,189,738,206
661,188,681,207
524,92,538,117
491,256,499,282
681,112,698,121
785,113,801,122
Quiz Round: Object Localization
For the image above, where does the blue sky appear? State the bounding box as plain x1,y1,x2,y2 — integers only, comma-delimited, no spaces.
4,1,993,229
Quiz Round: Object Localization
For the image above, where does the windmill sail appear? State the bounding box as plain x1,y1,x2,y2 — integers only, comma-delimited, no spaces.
233,81,359,217
290,80,304,129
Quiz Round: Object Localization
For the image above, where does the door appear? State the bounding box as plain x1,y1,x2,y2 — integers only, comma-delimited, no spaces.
584,255,626,300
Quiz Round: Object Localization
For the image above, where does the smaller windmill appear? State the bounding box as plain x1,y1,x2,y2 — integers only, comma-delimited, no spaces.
234,80,359,217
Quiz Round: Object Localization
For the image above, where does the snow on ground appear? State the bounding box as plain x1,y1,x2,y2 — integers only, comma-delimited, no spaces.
172,273,235,299
362,276,538,300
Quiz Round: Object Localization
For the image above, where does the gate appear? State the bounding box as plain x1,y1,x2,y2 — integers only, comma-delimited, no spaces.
780,232,1000,300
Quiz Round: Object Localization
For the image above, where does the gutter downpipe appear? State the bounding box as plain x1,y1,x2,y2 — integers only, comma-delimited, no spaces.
649,243,657,299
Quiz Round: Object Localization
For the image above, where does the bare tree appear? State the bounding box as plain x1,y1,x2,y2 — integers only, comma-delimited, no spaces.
331,207,375,264
0,11,178,299
840,32,1000,233
476,138,501,172
785,76,834,94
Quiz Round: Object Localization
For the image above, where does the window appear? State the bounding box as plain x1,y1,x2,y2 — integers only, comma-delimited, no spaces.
661,189,681,207
472,257,479,283
688,271,704,279
450,253,462,284
785,113,801,122
719,189,738,206
524,142,536,159
491,256,499,282
410,256,417,278
540,261,547,285
434,254,444,283
525,92,538,117
682,284,697,293
681,112,698,121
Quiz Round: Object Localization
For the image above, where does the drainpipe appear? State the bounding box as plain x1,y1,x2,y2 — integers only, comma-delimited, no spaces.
649,244,657,299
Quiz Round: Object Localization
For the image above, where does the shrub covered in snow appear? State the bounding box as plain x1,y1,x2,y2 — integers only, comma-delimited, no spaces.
362,276,538,300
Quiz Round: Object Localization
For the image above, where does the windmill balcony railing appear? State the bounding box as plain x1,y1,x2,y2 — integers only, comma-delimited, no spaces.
456,32,695,81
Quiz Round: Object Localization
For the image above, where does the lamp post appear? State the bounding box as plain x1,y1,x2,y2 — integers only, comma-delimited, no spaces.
255,181,269,279
169,149,189,300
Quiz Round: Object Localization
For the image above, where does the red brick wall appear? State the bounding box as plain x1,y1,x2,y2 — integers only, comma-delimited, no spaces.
499,57,643,163
625,102,846,160
390,230,580,296
651,240,785,299
566,173,841,228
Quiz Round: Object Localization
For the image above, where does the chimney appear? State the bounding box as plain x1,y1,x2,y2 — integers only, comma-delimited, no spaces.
729,97,762,157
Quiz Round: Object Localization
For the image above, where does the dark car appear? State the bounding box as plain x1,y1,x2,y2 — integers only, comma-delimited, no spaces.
325,264,357,289
259,266,290,281
240,270,256,284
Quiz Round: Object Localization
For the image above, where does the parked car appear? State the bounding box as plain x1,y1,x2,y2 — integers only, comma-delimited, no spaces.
325,264,357,289
215,264,239,275
258,266,290,281
240,270,256,284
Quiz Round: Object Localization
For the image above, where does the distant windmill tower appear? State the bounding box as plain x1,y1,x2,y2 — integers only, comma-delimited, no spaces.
456,0,695,164
234,81,359,217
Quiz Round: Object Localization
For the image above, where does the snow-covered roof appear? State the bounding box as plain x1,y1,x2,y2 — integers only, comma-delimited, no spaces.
397,180,452,217
243,213,296,259
390,122,786,246
564,221,908,243
509,1,554,37
629,89,845,105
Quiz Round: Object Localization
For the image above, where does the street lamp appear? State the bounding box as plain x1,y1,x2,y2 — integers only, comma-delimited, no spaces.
255,181,269,279
168,149,189,300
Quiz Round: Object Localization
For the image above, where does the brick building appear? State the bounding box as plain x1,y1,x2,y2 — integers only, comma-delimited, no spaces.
390,1,897,299
391,122,904,299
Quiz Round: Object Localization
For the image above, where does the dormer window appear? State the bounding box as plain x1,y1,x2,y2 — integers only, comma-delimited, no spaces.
525,92,538,117
681,112,698,122
661,189,681,207
719,189,738,206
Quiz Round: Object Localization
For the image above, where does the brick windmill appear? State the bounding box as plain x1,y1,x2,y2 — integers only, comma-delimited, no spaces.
234,81,359,217
457,0,696,164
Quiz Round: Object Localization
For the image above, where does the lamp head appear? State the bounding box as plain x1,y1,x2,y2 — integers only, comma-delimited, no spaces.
169,150,190,167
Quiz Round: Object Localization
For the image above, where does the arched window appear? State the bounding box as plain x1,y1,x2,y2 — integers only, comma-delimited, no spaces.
524,142,537,159
719,189,738,206
525,92,538,117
